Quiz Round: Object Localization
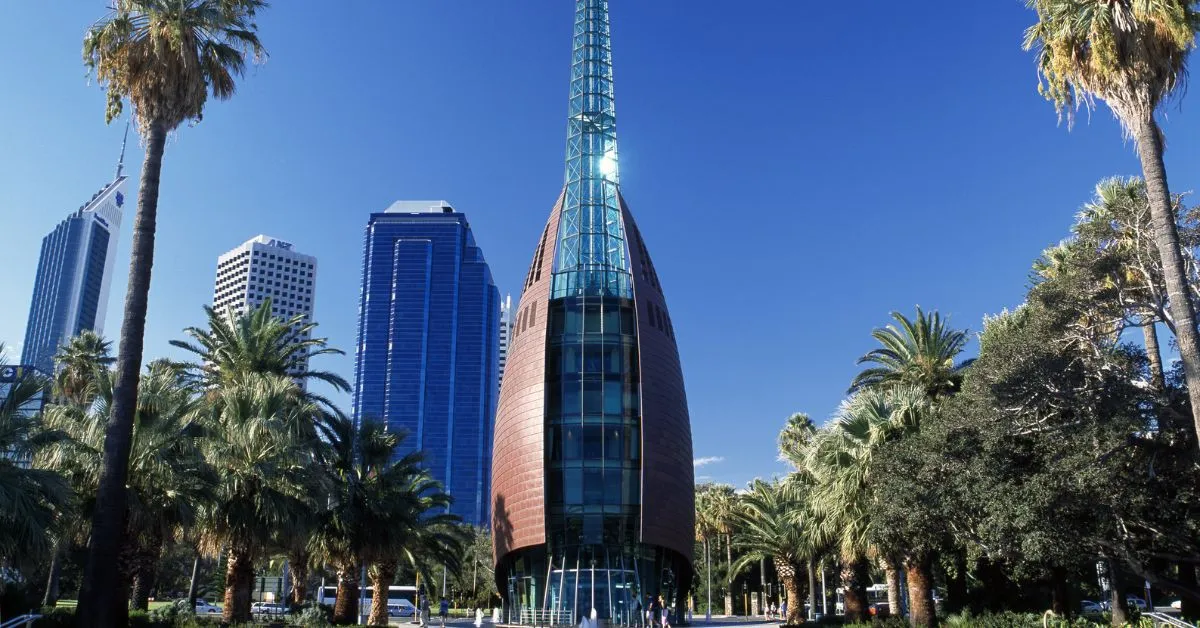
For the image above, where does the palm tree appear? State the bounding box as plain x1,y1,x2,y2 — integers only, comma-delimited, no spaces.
51,330,113,405
171,299,350,401
731,478,820,626
849,308,967,398
0,349,68,572
196,374,326,623
313,418,465,625
1024,0,1200,450
78,2,268,621
805,387,928,623
39,361,212,618
778,412,816,469
706,484,739,612
694,484,722,617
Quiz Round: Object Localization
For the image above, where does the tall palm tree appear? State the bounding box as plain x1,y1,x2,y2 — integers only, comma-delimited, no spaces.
849,308,967,398
731,478,820,626
693,483,722,617
51,330,113,405
78,2,268,621
778,412,816,469
196,374,325,623
1024,0,1200,450
805,387,928,623
39,361,212,618
707,484,739,611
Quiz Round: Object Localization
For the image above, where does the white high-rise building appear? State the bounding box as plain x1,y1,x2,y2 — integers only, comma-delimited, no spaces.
212,235,317,379
498,294,513,395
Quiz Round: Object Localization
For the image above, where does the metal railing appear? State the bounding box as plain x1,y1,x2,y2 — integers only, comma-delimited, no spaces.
1144,612,1193,628
0,614,42,628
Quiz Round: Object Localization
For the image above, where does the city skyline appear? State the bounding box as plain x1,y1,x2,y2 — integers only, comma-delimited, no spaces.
5,2,1200,490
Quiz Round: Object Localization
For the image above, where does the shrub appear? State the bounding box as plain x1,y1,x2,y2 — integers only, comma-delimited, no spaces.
34,607,75,628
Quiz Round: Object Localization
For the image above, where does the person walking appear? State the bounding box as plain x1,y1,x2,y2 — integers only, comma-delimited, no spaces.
439,597,450,628
421,595,432,628
658,596,670,628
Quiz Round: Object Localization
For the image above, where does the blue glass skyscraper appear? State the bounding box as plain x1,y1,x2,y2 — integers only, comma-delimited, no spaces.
352,200,501,527
21,136,129,374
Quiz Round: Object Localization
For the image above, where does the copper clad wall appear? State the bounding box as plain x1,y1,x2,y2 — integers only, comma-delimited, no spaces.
622,196,695,564
491,194,563,564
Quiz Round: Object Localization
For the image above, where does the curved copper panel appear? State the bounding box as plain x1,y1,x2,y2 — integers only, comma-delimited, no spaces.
491,193,563,564
621,196,695,564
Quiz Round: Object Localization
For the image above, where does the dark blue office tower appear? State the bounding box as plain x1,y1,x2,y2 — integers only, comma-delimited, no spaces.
352,200,501,527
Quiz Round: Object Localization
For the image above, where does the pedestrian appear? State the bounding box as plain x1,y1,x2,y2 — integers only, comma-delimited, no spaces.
779,600,787,621
440,597,450,628
421,595,432,628
658,596,670,628
647,596,656,628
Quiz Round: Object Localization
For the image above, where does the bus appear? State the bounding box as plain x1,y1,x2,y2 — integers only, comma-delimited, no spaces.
319,585,418,616
835,584,890,616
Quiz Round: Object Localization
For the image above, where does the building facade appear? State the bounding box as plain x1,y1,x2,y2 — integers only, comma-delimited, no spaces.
21,160,127,374
499,294,513,396
211,235,318,380
491,1,695,624
352,201,501,527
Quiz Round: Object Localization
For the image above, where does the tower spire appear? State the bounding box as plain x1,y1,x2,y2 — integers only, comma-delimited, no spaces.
553,0,632,299
115,120,130,180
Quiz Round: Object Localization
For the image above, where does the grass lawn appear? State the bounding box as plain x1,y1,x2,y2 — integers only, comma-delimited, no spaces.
54,599,175,611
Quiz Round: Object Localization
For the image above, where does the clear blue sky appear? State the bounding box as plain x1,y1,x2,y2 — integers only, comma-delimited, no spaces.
2,2,1198,488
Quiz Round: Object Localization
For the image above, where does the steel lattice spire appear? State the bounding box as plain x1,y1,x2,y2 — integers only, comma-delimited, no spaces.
552,0,633,299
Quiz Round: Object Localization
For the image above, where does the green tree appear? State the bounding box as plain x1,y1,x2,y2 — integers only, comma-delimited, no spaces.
849,307,967,398
196,374,325,623
40,361,212,619
805,387,928,623
731,478,820,626
78,2,268,622
0,350,67,584
1023,0,1200,451
51,330,113,406
171,299,350,397
313,418,464,626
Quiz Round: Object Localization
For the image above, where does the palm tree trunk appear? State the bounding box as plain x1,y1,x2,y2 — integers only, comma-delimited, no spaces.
841,556,870,622
77,118,169,628
333,564,360,625
42,538,63,607
884,559,902,619
774,558,802,625
725,534,733,616
130,532,162,611
223,545,255,623
1133,114,1200,450
905,555,937,627
369,561,399,626
187,552,201,610
289,550,310,609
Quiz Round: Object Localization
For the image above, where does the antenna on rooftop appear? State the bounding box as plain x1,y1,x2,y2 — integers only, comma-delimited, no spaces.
115,120,130,180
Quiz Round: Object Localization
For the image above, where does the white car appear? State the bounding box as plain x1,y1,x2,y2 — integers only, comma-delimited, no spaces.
194,600,222,615
1080,600,1103,613
251,602,287,616
1172,600,1183,610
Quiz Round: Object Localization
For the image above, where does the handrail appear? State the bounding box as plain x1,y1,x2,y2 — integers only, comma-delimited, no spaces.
1144,611,1192,628
0,614,42,628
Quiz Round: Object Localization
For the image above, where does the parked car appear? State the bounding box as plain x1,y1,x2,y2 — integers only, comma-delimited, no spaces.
251,602,287,616
389,603,417,618
194,600,222,615
1080,600,1104,613
1171,599,1183,610
1127,596,1148,611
